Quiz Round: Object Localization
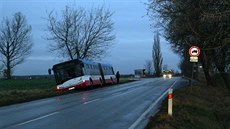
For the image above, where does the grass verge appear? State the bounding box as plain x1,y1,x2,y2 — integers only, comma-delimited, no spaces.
145,85,230,129
0,79,69,106
0,77,134,107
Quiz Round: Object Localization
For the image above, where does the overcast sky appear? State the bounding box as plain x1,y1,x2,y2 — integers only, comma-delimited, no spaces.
0,0,180,75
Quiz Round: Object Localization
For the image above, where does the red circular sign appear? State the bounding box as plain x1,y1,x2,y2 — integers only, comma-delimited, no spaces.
189,46,200,57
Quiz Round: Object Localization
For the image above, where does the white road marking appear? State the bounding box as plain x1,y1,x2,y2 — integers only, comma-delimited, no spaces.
16,112,59,126
128,79,179,129
83,99,100,104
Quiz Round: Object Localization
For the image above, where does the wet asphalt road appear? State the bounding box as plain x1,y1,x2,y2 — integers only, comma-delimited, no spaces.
0,77,188,129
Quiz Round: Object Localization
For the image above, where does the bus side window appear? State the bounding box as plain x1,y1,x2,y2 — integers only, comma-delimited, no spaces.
86,64,89,69
87,65,89,69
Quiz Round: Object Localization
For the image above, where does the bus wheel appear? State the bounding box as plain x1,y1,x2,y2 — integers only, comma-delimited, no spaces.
90,79,94,89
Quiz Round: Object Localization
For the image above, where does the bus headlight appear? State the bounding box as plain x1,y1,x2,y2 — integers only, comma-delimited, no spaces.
163,74,166,78
57,85,62,90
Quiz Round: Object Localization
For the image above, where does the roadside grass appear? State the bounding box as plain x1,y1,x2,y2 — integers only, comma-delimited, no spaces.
119,77,136,84
0,79,66,106
0,79,56,91
0,77,134,106
145,84,230,129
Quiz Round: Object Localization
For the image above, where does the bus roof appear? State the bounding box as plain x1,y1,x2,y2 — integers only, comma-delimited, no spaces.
80,59,98,65
80,59,113,67
52,59,113,69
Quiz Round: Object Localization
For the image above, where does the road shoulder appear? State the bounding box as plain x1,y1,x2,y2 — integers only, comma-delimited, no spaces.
144,84,230,129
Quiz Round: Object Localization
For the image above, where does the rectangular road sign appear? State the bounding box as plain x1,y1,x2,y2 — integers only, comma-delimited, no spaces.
190,56,198,62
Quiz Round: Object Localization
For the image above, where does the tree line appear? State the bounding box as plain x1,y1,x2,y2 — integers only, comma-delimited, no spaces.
147,0,230,87
0,6,115,79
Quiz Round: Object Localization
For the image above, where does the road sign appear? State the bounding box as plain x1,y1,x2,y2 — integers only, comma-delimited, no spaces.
190,56,198,62
189,46,200,57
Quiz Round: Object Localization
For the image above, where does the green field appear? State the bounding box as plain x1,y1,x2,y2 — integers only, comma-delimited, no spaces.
0,78,133,106
0,78,64,106
0,79,56,91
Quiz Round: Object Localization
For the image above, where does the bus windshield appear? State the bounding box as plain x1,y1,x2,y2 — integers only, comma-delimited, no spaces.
53,63,83,85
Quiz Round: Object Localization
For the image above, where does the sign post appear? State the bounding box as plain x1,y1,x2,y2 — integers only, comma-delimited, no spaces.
189,46,200,87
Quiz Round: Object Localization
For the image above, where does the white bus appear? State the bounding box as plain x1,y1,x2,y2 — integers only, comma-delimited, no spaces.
52,59,116,91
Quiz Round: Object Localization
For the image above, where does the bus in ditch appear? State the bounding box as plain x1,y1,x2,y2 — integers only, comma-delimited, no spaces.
52,59,116,91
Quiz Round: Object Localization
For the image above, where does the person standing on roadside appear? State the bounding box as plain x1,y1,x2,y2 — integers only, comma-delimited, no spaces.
116,71,120,83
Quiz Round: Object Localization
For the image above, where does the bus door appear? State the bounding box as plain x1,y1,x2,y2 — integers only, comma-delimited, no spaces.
98,63,105,84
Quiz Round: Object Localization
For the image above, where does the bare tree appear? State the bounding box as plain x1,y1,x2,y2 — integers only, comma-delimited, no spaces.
152,31,163,77
144,60,152,76
0,12,32,79
46,6,115,60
